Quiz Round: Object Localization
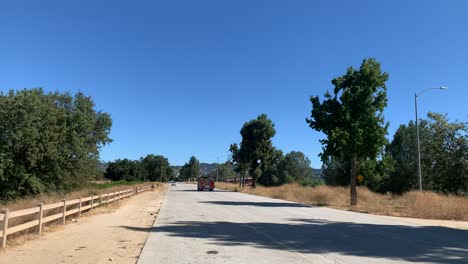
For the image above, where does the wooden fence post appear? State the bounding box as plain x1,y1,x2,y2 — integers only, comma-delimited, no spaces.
37,203,44,235
78,198,82,217
62,199,67,224
0,209,9,249
90,196,94,211
107,193,110,206
99,194,103,206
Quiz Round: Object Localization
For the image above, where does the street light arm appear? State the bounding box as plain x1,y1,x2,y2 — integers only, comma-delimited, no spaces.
416,87,448,97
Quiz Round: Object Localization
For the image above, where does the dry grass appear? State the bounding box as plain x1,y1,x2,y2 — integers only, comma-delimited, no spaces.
216,183,468,221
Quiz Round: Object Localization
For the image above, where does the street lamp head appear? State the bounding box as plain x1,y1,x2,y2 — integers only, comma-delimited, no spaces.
439,86,448,90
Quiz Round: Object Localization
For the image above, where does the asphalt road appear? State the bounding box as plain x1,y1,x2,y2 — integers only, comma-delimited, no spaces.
137,183,468,264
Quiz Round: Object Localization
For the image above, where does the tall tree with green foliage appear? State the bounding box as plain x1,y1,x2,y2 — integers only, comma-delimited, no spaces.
385,113,467,194
141,154,171,182
258,149,284,186
0,88,112,200
277,151,314,185
232,114,276,188
306,58,389,205
419,113,466,193
384,122,420,193
178,156,200,180
229,143,248,186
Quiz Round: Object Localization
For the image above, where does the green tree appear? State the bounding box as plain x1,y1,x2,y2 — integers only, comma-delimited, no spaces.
306,58,389,205
232,114,277,188
420,113,467,193
385,113,467,194
105,159,147,181
258,149,284,186
178,156,200,180
277,151,314,185
321,158,350,186
229,143,247,186
0,88,112,200
384,122,420,193
141,154,171,182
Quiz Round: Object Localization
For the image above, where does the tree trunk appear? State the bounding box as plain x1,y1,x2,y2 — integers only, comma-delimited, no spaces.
350,154,358,206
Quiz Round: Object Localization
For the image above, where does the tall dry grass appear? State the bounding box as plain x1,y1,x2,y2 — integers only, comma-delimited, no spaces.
216,183,468,221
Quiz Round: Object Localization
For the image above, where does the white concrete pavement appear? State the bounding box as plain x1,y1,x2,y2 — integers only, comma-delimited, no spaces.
136,183,468,264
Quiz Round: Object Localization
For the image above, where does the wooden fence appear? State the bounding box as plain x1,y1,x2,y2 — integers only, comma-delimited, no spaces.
0,184,153,249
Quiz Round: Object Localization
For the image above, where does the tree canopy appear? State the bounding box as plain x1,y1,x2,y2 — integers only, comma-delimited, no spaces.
141,154,172,182
231,114,276,187
178,156,200,180
306,58,389,205
0,88,112,200
104,154,173,183
385,113,467,194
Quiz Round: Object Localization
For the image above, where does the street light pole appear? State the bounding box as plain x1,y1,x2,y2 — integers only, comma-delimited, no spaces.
415,93,422,192
414,86,447,191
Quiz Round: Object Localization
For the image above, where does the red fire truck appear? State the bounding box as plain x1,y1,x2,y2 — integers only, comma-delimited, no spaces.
197,176,215,191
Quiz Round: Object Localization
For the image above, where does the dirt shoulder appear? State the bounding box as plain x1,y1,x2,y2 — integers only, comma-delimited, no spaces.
0,186,167,264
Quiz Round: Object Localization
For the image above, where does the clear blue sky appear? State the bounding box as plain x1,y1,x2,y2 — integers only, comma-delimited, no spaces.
1,1,467,167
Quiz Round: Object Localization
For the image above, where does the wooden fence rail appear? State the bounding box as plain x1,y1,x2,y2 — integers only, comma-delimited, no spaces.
0,184,154,249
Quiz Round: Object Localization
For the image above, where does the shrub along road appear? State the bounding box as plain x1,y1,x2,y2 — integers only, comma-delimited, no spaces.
138,183,468,264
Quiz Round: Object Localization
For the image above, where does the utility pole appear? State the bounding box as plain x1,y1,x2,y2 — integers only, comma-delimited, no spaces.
160,164,163,183
216,156,219,182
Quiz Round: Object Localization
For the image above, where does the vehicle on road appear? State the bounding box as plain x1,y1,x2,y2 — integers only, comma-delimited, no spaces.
197,176,214,191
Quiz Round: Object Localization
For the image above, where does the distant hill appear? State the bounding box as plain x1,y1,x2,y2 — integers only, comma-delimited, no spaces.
98,161,109,172
199,163,218,174
311,168,323,179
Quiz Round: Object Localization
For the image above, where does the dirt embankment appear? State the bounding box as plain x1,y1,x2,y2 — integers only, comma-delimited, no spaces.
0,185,167,264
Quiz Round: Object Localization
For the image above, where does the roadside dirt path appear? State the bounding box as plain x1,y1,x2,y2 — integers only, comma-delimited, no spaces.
0,186,166,264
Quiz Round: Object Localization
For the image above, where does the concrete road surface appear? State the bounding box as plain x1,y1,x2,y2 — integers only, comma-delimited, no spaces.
136,183,468,264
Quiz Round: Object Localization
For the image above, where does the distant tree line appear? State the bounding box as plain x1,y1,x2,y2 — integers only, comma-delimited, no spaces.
105,154,174,182
322,112,467,195
0,89,112,201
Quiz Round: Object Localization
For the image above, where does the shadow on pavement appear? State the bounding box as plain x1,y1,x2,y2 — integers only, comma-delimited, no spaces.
121,219,468,264
199,201,310,208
